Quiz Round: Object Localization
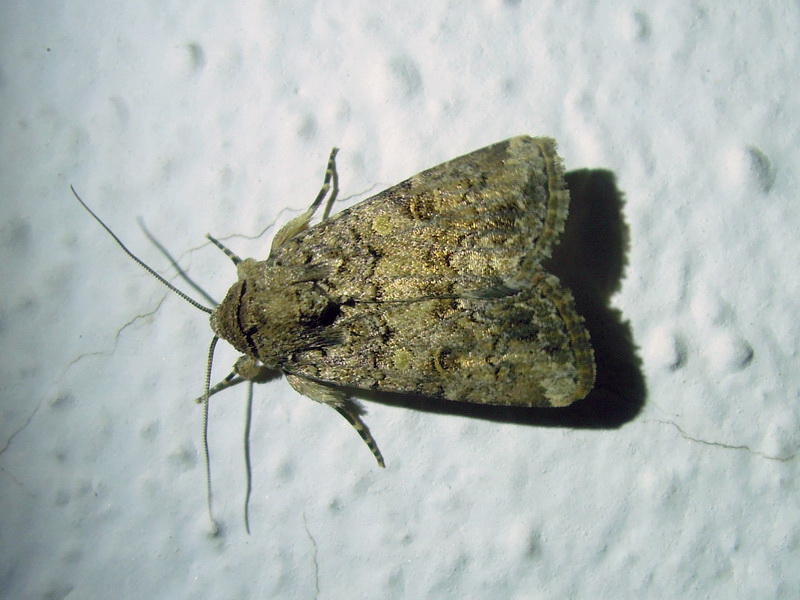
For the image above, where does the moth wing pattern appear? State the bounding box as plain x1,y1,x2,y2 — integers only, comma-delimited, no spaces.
269,136,571,301
287,272,594,407
249,136,595,408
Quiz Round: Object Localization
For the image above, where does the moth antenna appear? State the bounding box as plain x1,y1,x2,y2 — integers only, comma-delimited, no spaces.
71,185,213,315
195,357,255,534
138,218,219,307
74,185,224,531
242,382,254,535
202,334,221,533
205,234,242,265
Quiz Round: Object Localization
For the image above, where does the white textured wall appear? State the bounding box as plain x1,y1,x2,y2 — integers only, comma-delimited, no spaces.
2,2,798,598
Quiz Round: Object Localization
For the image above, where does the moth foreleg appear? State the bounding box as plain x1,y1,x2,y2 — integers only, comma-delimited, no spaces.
270,147,340,252
285,374,386,468
194,356,272,403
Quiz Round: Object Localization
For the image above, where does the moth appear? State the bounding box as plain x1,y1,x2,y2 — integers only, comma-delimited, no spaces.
75,135,595,492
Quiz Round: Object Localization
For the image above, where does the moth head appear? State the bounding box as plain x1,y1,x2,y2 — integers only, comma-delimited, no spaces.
202,236,264,356
209,258,281,361
209,278,252,356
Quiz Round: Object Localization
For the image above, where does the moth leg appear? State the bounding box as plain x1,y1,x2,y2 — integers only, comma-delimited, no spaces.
270,147,340,252
320,146,339,222
285,374,386,468
194,356,271,403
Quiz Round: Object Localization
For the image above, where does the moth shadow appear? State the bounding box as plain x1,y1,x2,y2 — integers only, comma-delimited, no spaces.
161,168,642,430
351,169,644,430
